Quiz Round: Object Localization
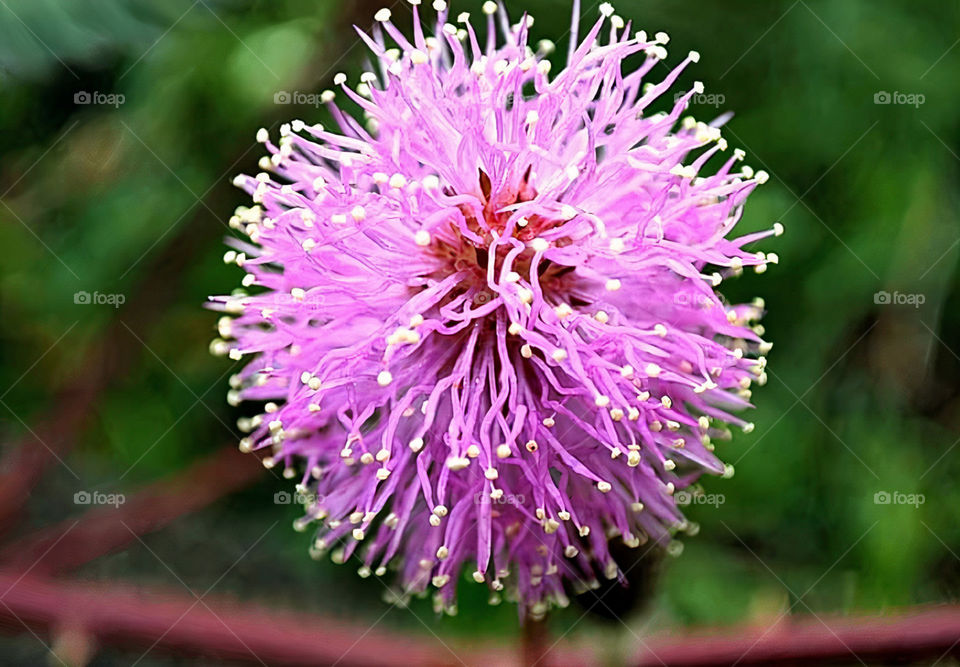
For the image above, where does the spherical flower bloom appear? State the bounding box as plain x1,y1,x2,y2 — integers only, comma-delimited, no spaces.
211,0,777,616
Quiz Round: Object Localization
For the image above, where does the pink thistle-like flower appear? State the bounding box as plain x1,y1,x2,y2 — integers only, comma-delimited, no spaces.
211,0,777,616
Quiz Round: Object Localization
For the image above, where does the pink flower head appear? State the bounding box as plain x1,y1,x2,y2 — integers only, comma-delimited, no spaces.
211,0,777,616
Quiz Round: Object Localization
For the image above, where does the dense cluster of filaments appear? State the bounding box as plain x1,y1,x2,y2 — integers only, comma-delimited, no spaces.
211,0,778,616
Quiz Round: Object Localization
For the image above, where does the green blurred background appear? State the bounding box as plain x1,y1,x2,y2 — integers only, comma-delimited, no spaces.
1,0,959,664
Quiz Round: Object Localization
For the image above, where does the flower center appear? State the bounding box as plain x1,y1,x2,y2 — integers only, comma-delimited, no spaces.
424,170,575,307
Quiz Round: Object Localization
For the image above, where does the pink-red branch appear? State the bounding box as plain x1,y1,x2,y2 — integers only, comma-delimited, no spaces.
635,606,960,666
0,571,526,666
1,447,262,575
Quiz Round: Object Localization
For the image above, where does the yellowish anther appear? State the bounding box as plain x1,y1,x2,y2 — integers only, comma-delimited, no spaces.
542,417,555,427
466,444,480,458
551,349,568,362
496,444,511,459
437,545,449,559
374,8,392,22
409,437,424,452
485,468,499,480
530,237,549,252
597,481,612,493
594,394,610,408
525,439,538,452
377,370,393,386
645,363,662,377
605,278,622,291
508,322,523,336
376,468,390,481
627,451,641,467
521,344,533,358
482,1,498,15
446,456,470,471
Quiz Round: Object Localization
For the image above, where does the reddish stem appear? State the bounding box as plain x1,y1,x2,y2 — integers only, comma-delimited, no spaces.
634,606,960,666
0,571,516,666
0,447,261,575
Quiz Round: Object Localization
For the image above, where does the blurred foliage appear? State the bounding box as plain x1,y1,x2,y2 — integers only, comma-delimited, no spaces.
2,0,960,663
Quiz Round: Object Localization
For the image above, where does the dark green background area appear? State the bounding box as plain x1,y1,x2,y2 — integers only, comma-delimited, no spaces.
1,0,958,663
